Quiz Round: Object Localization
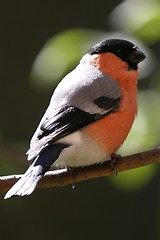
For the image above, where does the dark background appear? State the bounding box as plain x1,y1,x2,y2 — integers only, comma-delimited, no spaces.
1,1,160,239
0,0,118,141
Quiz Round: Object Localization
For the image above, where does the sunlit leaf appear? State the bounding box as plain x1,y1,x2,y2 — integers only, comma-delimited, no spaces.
135,9,160,42
30,28,106,90
109,0,160,42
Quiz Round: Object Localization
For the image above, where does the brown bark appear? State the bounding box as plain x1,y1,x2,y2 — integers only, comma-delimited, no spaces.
0,148,160,193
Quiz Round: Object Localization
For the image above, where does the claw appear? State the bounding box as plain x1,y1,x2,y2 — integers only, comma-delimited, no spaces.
109,153,122,173
68,167,76,188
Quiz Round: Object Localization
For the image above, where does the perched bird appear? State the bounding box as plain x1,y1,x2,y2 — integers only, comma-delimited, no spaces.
4,39,146,199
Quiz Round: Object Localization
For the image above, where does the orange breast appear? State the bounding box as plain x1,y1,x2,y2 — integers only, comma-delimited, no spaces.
85,53,138,154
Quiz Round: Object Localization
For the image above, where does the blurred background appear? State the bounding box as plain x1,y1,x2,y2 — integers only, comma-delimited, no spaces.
1,0,160,239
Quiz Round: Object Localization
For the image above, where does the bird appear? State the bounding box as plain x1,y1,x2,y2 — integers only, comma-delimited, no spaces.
4,38,146,199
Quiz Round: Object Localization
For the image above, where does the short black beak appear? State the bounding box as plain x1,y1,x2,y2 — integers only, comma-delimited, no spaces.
129,47,146,64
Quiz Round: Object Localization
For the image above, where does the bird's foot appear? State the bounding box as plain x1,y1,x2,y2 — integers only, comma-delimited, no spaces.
68,167,76,188
109,153,122,173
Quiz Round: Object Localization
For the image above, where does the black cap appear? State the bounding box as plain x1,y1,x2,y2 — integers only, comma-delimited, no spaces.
88,39,146,69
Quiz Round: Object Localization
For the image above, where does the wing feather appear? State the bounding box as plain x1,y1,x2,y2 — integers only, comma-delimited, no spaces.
27,96,121,161
27,60,122,160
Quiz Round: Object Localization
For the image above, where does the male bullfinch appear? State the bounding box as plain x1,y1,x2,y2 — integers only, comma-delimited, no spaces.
4,39,146,199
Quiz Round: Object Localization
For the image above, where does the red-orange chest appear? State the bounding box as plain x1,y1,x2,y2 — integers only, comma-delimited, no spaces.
85,53,138,154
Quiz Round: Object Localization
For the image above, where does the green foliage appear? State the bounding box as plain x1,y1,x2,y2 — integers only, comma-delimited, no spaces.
136,11,160,42
110,0,160,44
30,29,103,90
110,164,157,191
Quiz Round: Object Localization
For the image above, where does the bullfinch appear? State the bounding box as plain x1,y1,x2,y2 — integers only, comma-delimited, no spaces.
4,39,146,199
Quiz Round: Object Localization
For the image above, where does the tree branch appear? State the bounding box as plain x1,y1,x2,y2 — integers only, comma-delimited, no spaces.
0,148,160,193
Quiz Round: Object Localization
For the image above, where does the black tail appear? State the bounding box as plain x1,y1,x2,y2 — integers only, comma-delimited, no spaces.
4,143,69,199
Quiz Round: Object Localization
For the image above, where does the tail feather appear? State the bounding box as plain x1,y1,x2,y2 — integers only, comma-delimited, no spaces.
4,165,43,199
4,143,69,199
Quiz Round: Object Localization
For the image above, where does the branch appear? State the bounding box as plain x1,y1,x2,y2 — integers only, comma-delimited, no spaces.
0,148,160,193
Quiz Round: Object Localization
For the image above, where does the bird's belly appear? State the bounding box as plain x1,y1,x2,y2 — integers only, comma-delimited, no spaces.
53,131,109,168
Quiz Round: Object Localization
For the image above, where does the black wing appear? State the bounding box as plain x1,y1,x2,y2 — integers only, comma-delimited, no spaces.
38,96,121,141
